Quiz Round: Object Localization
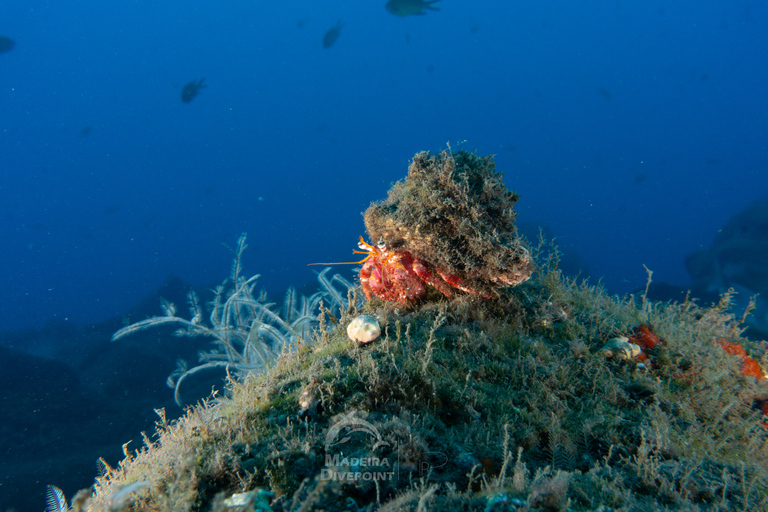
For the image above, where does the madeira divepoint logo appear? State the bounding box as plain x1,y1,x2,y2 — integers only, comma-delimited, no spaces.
321,415,395,483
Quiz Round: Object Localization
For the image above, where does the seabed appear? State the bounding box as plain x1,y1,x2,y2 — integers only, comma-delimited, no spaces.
73,150,768,511
81,254,768,512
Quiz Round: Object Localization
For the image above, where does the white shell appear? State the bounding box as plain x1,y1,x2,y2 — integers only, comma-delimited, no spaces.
600,336,642,360
347,314,381,343
223,491,255,508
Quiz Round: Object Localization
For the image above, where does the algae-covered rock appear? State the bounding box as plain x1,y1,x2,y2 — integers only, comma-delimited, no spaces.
77,162,768,512
83,262,768,512
600,336,642,360
363,150,534,294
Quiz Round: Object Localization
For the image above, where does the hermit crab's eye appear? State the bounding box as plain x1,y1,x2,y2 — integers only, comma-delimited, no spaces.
377,238,387,250
358,240,371,251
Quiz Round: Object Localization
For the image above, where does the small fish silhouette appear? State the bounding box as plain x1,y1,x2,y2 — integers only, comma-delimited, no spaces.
385,0,440,17
0,36,14,54
322,21,344,49
181,78,207,103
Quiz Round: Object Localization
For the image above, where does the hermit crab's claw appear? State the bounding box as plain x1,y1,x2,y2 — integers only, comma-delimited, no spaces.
355,236,376,254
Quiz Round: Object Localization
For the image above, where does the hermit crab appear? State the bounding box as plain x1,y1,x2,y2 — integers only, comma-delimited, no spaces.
357,236,494,302
313,149,534,304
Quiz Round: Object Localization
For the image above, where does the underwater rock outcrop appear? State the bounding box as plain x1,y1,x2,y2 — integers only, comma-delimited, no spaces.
60,159,768,512
363,149,534,297
82,256,768,512
685,196,768,337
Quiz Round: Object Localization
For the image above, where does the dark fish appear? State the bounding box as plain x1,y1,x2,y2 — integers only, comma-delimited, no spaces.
322,21,343,49
0,36,15,54
385,0,440,17
181,78,206,103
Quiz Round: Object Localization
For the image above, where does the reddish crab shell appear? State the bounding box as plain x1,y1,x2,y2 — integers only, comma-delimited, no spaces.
354,237,491,304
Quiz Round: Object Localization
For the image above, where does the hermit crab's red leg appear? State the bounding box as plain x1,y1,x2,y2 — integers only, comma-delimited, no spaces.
436,271,494,299
359,262,374,300
411,258,455,298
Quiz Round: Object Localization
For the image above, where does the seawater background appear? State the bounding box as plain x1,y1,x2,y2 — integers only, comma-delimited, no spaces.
1,1,766,332
0,2,767,509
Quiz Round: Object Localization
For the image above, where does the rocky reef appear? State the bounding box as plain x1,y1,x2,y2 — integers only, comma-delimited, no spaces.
363,150,534,295
685,197,768,338
80,260,768,512
65,153,768,512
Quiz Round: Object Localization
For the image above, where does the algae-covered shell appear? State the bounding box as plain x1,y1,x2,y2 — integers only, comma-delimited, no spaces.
298,387,320,416
363,150,533,292
600,336,642,360
298,376,322,417
347,314,381,343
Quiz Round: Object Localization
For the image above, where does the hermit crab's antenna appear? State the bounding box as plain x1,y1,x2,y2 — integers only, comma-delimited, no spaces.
308,236,375,266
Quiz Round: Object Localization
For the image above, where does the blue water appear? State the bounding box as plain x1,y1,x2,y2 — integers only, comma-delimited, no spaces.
1,0,767,332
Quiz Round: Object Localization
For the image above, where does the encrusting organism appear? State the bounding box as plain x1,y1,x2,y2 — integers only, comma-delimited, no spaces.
717,337,767,379
627,323,662,366
628,323,661,351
